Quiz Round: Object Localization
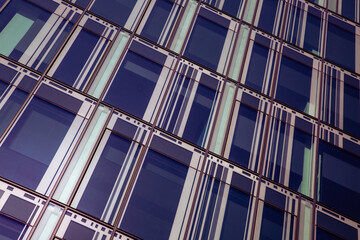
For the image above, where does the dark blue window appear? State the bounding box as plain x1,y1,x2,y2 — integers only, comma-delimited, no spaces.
221,0,243,17
182,83,216,146
260,203,284,240
0,83,28,136
276,56,312,113
0,214,25,240
318,140,360,221
257,0,278,34
73,0,91,8
120,149,188,240
326,22,355,72
140,0,174,43
191,179,220,239
0,0,72,72
228,105,257,168
90,0,138,26
203,0,243,18
52,29,106,89
0,97,75,190
343,83,360,138
183,16,227,71
104,51,162,119
316,228,343,240
289,129,312,192
304,14,321,54
220,187,250,239
342,0,355,22
77,133,132,219
245,43,268,92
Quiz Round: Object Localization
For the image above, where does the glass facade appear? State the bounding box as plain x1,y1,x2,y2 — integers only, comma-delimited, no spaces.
0,0,359,239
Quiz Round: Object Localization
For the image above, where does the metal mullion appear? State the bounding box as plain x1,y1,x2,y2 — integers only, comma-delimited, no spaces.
48,107,114,239
23,0,99,238
310,1,328,239
248,0,292,239
105,0,188,239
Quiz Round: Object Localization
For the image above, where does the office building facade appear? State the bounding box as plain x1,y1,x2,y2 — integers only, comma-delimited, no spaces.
0,0,359,239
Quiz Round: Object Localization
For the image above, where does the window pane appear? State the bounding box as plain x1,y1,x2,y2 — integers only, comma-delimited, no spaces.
183,16,227,71
276,56,312,113
257,0,279,34
52,29,108,89
0,0,73,72
0,85,28,136
140,0,174,43
318,140,360,221
326,21,355,72
182,83,216,146
76,133,132,219
104,51,162,119
304,13,321,55
343,83,360,138
0,97,75,190
260,203,284,239
89,0,140,27
0,214,25,240
228,105,257,168
120,149,188,240
220,187,250,239
245,43,269,92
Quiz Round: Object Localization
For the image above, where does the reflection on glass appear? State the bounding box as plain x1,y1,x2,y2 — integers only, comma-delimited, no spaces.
183,16,227,71
260,203,284,239
318,140,360,221
104,51,162,119
276,56,312,113
120,149,188,240
220,187,250,239
0,97,75,190
76,133,132,220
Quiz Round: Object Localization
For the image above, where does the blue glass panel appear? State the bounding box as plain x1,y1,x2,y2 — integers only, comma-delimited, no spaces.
228,105,257,167
0,214,25,240
220,187,250,239
0,97,75,190
304,14,321,54
343,84,360,138
73,0,91,8
104,51,162,118
183,16,227,71
318,140,360,221
77,133,131,219
276,56,312,112
245,43,268,92
182,83,216,146
52,29,102,88
90,0,137,26
260,203,284,240
326,22,355,72
140,0,173,43
120,149,188,240
222,0,243,17
342,0,355,22
0,0,50,58
316,228,342,240
289,129,311,191
0,84,29,136
257,0,278,33
0,0,71,72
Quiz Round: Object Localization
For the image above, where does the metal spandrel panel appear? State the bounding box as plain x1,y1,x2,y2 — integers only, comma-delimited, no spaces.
0,180,45,239
55,210,136,240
